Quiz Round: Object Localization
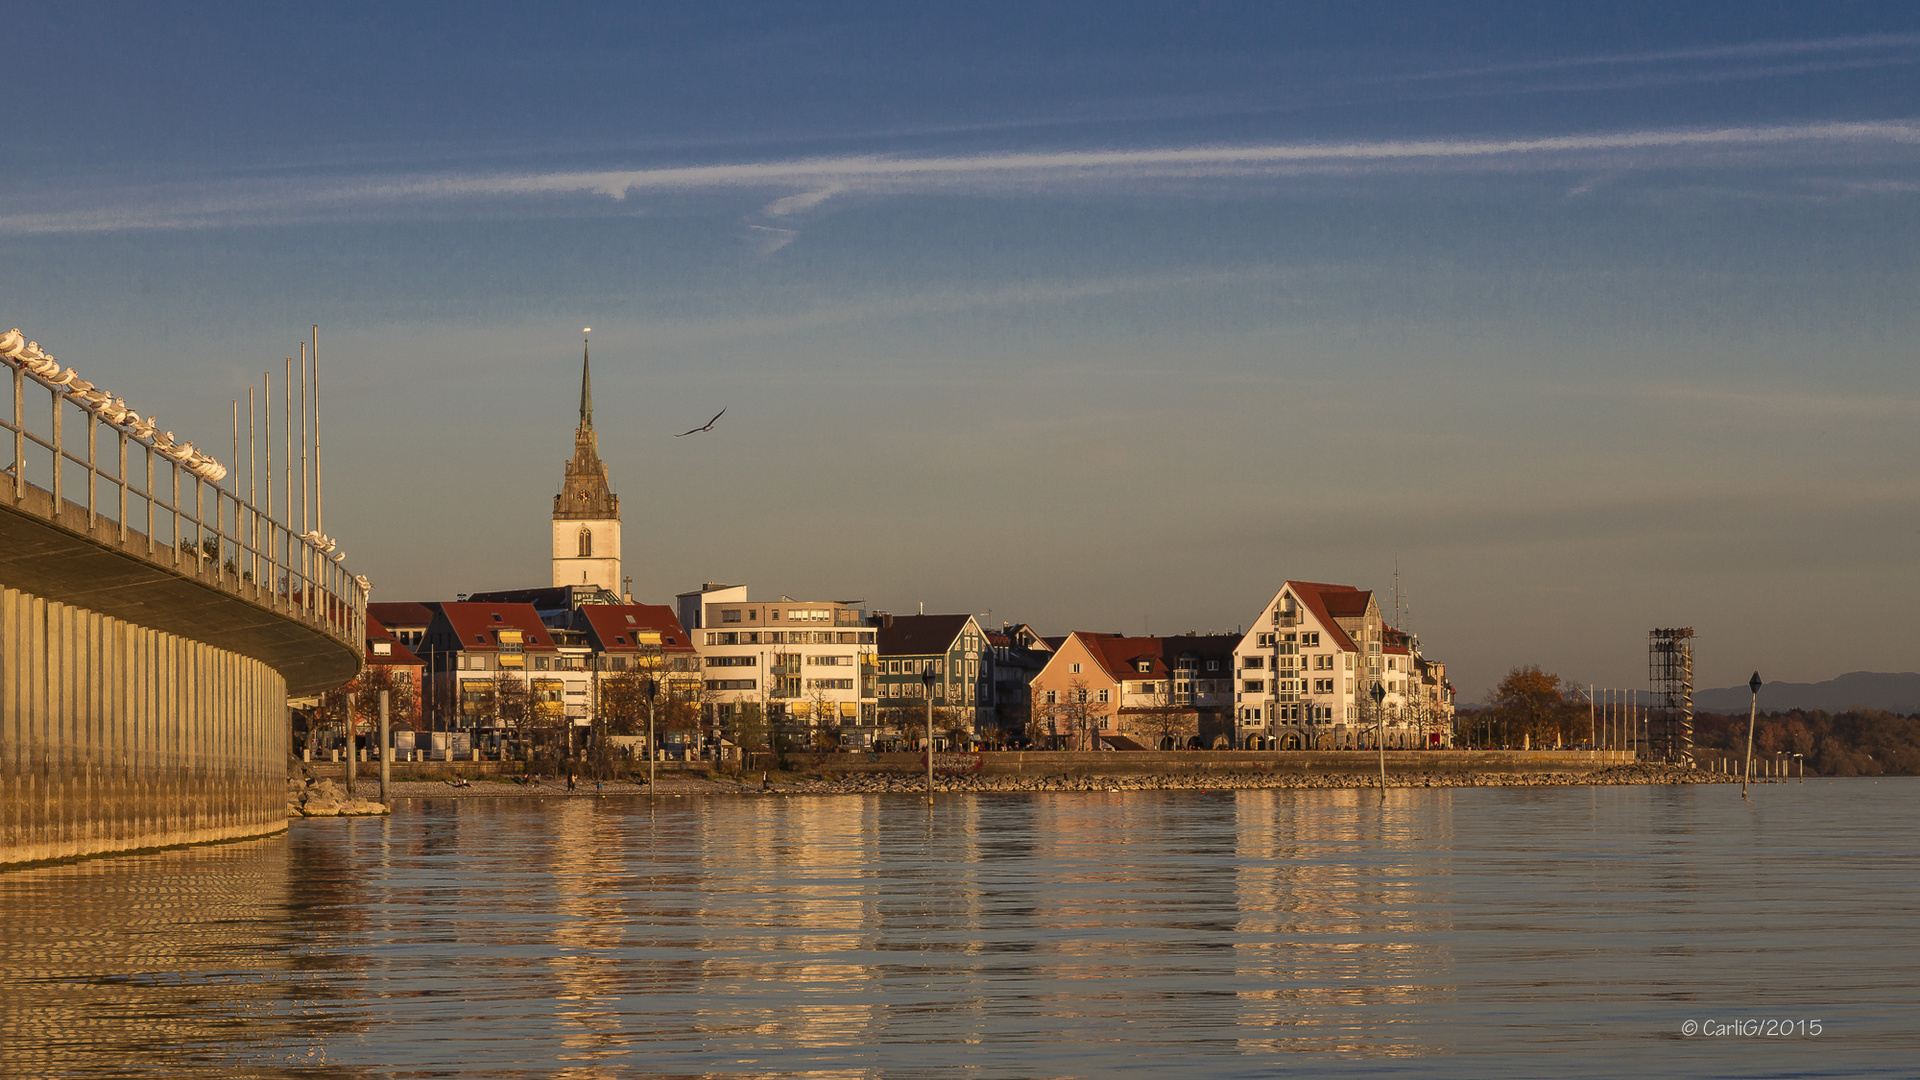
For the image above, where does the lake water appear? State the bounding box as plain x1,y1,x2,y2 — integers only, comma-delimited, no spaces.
2,780,1915,1078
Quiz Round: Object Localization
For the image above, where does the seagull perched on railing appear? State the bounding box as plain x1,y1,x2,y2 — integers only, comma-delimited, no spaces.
675,407,726,437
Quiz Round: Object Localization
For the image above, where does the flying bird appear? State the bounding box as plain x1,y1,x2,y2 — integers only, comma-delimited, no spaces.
676,408,726,437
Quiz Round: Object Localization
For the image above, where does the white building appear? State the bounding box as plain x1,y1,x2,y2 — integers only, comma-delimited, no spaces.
1232,580,1445,750
551,340,622,594
676,583,879,750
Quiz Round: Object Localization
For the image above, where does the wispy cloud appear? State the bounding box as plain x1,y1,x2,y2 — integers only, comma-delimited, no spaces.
4,120,1918,235
1383,32,1920,85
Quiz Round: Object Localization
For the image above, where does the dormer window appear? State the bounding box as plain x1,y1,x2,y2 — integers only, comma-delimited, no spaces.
491,613,502,622
1135,660,1151,673
372,642,392,656
625,615,636,624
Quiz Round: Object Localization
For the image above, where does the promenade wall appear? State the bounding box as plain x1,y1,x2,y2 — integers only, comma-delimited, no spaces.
789,749,1628,777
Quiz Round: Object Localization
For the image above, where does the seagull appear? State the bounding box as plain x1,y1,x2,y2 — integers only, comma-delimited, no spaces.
676,407,726,437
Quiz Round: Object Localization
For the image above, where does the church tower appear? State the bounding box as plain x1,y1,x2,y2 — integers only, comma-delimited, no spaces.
552,336,622,593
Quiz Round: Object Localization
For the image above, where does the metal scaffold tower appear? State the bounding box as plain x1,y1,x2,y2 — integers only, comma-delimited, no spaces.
1648,628,1695,764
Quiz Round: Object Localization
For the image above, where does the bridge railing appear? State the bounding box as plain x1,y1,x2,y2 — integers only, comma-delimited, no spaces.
4,345,365,655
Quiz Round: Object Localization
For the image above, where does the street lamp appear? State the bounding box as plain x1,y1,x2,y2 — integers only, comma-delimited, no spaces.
921,666,936,802
1370,680,1387,794
647,676,659,799
1743,671,1761,797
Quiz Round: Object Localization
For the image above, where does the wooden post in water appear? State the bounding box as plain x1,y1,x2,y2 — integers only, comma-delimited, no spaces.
346,692,356,797
379,689,391,804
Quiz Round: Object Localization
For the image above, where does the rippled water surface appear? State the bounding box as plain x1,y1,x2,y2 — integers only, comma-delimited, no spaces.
3,780,1916,1078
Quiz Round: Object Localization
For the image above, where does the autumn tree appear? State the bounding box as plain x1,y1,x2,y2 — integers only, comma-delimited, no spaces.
1490,665,1576,749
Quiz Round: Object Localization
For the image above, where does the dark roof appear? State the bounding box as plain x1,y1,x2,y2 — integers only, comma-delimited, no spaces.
367,601,438,630
874,613,974,657
429,603,559,653
466,585,619,613
365,616,422,666
577,604,696,653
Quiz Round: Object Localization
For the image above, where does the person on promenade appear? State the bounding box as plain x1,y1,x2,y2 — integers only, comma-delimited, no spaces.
566,772,576,792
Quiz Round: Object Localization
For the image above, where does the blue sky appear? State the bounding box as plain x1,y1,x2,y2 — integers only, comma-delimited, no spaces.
6,2,1918,698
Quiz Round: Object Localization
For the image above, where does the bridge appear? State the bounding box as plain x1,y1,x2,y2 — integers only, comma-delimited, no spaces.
2,328,365,866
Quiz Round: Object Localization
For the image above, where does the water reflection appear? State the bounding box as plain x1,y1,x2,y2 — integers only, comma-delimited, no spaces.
2,783,1917,1078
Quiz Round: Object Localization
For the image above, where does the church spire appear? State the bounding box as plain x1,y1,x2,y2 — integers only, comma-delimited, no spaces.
579,334,593,431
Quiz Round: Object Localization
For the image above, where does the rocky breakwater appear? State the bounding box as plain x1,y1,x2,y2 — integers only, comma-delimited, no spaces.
287,776,390,817
774,760,1739,795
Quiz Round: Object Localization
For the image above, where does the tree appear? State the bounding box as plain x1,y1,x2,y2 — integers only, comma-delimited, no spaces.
599,667,651,737
1490,666,1576,749
315,663,420,753
1137,679,1193,750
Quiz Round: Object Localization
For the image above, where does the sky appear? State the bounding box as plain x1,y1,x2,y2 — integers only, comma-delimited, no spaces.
5,2,1918,700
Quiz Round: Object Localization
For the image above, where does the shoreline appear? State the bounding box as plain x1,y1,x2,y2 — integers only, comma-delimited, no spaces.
339,762,1758,803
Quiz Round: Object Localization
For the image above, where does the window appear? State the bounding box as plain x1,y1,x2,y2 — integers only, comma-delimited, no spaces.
1243,656,1264,669
1344,654,1354,670
578,527,592,557
1314,678,1334,694
1257,633,1276,647
1302,632,1320,646
935,659,944,674
1045,690,1057,704
705,655,756,667
721,610,742,623
1244,680,1265,692
1135,660,1150,673
372,642,392,656
1097,689,1110,703
706,679,757,691
1206,659,1220,671
1069,662,1081,674
807,655,852,666
806,678,855,690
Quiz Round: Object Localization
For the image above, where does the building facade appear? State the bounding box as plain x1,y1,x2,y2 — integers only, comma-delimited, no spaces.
1231,580,1453,750
676,583,879,751
1029,632,1236,750
871,613,998,747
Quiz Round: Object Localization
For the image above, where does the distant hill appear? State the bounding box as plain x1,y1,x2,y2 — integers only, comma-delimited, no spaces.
1694,671,1920,715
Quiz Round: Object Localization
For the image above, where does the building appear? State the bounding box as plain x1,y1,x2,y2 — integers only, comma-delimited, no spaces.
676,583,879,751
1029,632,1237,750
989,623,1052,743
1230,581,1454,750
414,601,584,751
870,613,998,747
573,602,706,753
552,339,622,594
362,615,425,729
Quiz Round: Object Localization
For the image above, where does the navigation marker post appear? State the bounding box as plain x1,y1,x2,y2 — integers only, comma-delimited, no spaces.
1743,672,1761,798
1371,681,1387,796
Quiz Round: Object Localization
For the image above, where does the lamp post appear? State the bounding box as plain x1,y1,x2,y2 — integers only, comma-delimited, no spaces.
1792,751,1803,783
648,676,659,799
921,666,936,802
1370,680,1387,794
1743,671,1761,797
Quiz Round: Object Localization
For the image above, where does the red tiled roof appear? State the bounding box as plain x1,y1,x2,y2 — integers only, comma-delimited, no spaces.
365,616,422,666
1082,633,1239,682
1281,581,1372,652
578,604,695,653
432,602,559,652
